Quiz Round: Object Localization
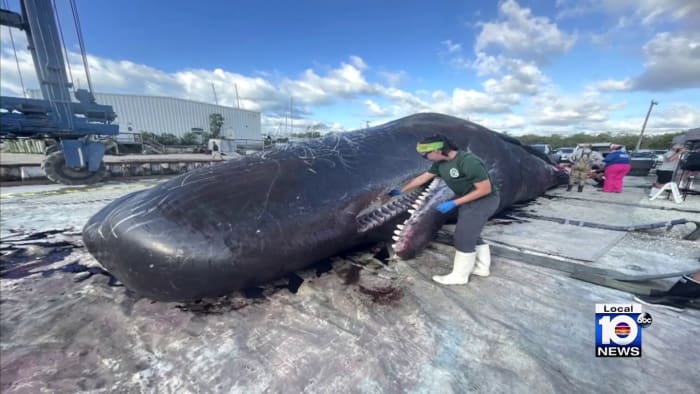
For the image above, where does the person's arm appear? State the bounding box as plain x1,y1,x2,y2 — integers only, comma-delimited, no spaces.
400,172,437,193
453,179,492,206
665,149,684,161
603,151,613,164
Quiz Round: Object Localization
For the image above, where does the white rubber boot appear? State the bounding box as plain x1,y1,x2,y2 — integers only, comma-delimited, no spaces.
472,244,491,277
432,251,476,285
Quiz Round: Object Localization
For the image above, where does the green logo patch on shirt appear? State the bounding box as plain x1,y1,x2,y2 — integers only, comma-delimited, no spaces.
428,151,498,196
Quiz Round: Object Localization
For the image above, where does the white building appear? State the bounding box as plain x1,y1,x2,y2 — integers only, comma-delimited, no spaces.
28,90,261,142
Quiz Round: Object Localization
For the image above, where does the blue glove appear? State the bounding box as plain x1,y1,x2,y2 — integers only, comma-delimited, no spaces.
436,200,457,213
388,189,402,197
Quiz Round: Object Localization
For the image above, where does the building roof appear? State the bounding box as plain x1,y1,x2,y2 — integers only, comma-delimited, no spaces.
673,127,700,144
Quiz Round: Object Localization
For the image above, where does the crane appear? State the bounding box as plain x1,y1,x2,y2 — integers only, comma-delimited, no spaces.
0,0,118,185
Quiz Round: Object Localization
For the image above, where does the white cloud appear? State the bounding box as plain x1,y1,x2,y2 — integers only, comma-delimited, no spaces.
1,27,381,119
364,99,391,116
475,114,527,131
280,60,379,105
556,0,700,27
174,68,279,112
482,63,543,96
648,103,700,130
471,54,545,106
377,70,407,88
630,32,700,90
434,88,511,114
528,91,619,127
594,32,700,92
475,0,576,63
442,39,462,53
472,52,505,76
594,79,633,92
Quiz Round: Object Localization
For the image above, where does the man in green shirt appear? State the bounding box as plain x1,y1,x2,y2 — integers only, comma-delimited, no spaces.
393,134,500,285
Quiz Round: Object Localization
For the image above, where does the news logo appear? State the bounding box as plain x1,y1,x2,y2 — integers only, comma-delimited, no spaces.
595,303,652,357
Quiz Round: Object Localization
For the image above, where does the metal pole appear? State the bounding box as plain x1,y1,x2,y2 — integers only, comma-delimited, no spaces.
635,100,658,151
234,83,240,108
211,83,219,105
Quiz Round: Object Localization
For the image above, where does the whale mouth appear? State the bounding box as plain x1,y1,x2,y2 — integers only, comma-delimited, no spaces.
355,178,454,259
391,178,454,259
355,189,423,233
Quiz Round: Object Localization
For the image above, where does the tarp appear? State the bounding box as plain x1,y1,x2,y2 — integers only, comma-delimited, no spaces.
1,177,699,393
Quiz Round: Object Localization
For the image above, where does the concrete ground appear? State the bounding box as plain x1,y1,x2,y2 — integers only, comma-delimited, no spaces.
1,174,698,392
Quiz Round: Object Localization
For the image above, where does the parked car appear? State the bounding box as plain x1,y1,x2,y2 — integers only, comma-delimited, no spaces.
629,150,657,176
529,144,561,164
635,149,667,166
555,147,575,163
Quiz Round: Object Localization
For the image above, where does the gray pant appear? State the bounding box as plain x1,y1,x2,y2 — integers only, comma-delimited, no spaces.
454,192,500,253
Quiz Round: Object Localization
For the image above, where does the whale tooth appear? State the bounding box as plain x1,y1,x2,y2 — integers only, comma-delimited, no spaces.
397,224,405,230
394,229,402,235
392,236,400,241
412,203,420,209
408,209,415,214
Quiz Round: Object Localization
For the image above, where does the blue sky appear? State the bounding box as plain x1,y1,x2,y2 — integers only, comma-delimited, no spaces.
1,0,699,135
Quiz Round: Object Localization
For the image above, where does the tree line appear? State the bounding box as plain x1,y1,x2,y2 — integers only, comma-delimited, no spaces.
514,131,683,150
138,110,685,150
137,113,224,146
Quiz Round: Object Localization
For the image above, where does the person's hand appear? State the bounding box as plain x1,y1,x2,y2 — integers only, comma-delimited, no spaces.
436,200,457,213
388,189,402,197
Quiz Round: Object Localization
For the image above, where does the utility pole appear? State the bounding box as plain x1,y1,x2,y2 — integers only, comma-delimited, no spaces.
234,83,240,109
211,83,219,106
364,120,371,129
635,99,658,151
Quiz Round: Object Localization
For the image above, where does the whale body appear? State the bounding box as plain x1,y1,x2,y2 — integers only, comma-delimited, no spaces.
83,113,566,301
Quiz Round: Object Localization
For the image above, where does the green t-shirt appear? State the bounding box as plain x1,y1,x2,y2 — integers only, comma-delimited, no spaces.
428,151,498,196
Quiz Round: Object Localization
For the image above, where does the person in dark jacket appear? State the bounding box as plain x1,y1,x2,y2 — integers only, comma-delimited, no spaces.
602,144,631,193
